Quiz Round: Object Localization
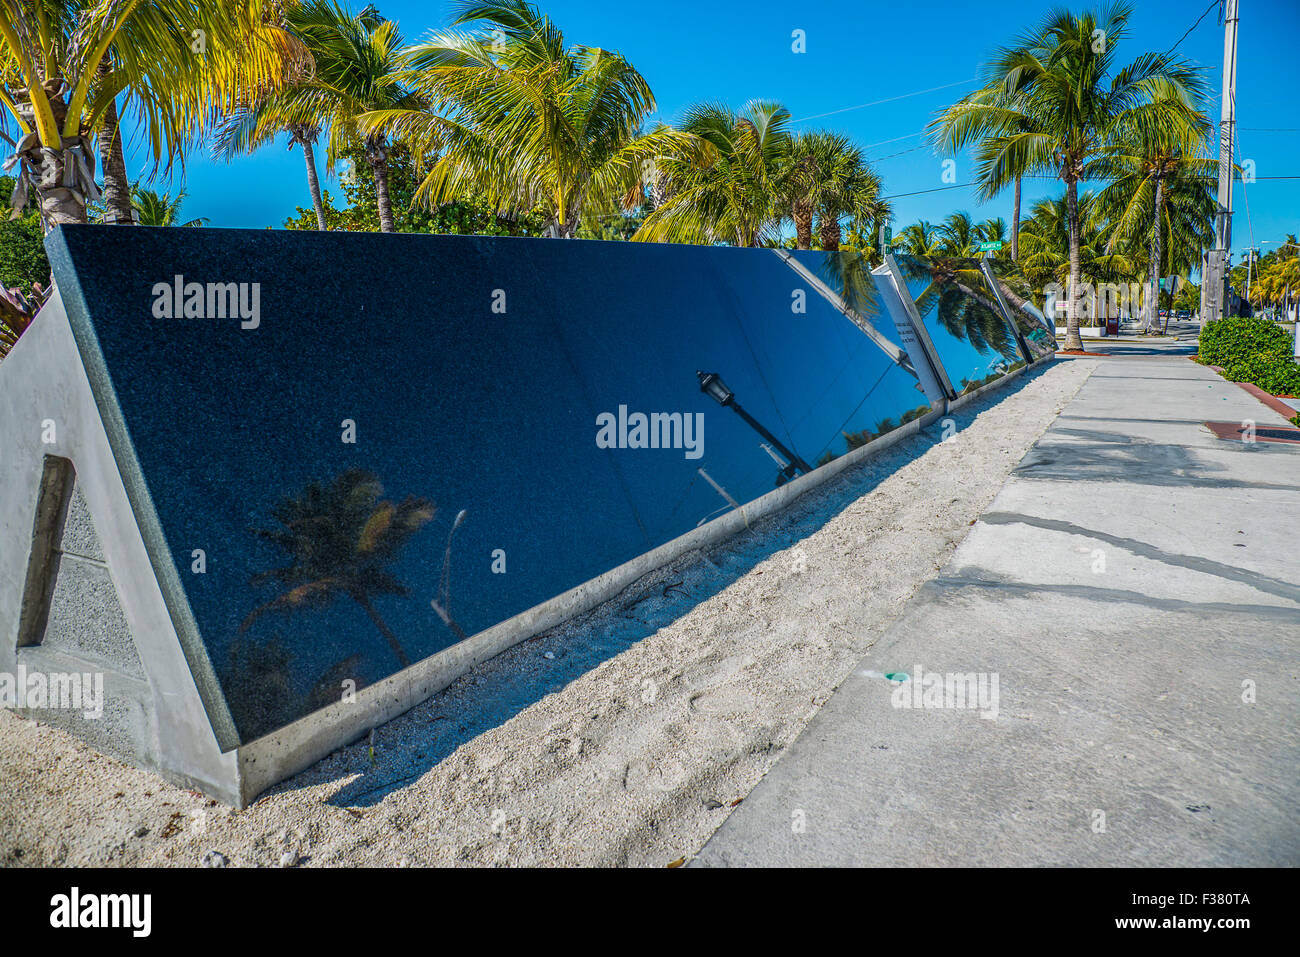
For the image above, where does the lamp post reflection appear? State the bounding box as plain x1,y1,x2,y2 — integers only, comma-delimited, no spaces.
697,370,813,484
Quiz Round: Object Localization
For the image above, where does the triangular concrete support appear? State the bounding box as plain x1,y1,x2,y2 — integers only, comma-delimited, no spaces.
0,293,242,804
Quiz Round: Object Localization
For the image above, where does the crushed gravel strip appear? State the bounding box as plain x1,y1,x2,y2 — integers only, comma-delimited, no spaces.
0,359,1096,868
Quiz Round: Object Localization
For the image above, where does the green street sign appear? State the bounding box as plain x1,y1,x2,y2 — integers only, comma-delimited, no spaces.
977,240,1003,251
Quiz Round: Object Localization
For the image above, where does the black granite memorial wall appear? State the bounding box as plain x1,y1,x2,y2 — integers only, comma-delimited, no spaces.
46,228,963,740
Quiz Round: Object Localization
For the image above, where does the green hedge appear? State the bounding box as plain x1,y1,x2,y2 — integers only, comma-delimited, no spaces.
1198,317,1300,396
0,177,49,298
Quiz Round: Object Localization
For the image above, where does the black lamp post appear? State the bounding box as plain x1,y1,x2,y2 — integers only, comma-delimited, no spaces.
697,370,813,481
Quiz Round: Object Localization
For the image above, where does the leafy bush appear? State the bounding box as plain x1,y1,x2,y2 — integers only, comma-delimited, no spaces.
0,176,49,296
1199,317,1300,395
1219,347,1300,396
1198,316,1291,364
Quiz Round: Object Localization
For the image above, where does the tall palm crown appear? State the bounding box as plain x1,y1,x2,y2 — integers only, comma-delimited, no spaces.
1091,115,1214,329
0,0,301,225
242,468,436,668
213,0,351,232
976,216,1008,245
894,214,1008,258
810,137,884,252
635,100,791,247
927,1,1206,350
930,84,1034,261
939,211,977,256
779,130,888,252
895,220,946,257
362,0,680,238
780,130,842,251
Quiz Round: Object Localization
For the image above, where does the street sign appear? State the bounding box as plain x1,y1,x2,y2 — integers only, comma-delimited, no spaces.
977,240,1003,252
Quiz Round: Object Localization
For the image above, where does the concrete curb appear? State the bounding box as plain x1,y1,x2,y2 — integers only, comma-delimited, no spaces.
1231,381,1300,422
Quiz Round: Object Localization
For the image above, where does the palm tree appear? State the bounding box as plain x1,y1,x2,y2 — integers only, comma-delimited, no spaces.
214,2,350,232
1246,240,1300,317
633,100,791,246
841,218,891,265
812,138,884,252
230,1,421,233
927,2,1207,350
1,1,302,226
894,255,1018,360
362,0,682,238
242,469,439,669
894,220,946,257
97,3,309,226
931,84,1032,261
939,211,978,256
1091,116,1215,332
780,130,840,250
130,186,208,227
976,216,1008,247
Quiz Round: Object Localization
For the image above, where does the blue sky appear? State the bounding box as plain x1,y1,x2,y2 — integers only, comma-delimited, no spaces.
133,0,1299,258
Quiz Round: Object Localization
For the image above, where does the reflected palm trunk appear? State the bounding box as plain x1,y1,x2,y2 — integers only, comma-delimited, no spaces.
354,592,411,668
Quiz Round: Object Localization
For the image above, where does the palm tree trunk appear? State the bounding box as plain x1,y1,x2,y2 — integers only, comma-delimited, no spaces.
298,133,328,231
1144,176,1165,334
353,595,410,668
1063,178,1084,352
1010,176,1021,261
32,151,90,227
12,85,89,227
98,96,135,225
819,214,841,252
794,200,813,250
650,177,668,211
368,146,395,233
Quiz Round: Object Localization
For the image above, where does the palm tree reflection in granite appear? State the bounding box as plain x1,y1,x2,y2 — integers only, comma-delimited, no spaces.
896,256,1017,358
242,468,466,668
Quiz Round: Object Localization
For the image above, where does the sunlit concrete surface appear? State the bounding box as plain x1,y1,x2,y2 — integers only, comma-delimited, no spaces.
697,356,1300,866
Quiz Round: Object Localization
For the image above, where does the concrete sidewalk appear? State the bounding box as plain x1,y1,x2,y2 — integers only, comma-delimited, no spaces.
696,357,1300,867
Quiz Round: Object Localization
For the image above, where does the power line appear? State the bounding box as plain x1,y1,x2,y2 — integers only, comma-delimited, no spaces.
880,171,1300,201
1165,0,1220,56
870,143,933,163
862,130,926,150
791,77,978,124
881,182,975,200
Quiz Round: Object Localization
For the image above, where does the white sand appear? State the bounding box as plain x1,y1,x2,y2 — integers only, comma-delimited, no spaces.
0,359,1095,867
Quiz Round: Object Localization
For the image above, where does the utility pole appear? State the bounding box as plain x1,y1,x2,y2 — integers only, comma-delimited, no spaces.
1201,0,1240,321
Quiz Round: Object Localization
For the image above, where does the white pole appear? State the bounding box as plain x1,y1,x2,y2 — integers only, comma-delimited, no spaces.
1206,0,1240,321
1245,247,1254,305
